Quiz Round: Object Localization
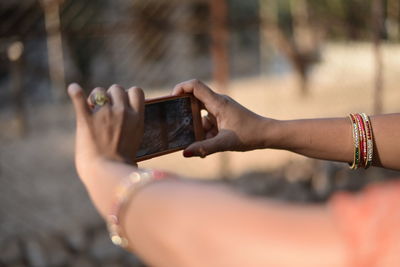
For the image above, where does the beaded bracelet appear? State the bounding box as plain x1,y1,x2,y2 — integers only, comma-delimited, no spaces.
107,169,171,249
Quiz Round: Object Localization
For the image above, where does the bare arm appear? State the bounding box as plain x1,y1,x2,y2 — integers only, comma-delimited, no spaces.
68,83,346,267
267,115,400,170
127,179,346,267
173,80,400,170
81,159,346,267
263,117,354,163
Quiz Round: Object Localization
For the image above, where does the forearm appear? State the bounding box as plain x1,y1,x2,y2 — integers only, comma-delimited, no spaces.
369,114,400,169
125,181,346,267
264,114,400,170
76,158,346,266
267,118,353,163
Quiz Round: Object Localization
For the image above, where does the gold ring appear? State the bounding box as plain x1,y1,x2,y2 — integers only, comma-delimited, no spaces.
92,92,109,107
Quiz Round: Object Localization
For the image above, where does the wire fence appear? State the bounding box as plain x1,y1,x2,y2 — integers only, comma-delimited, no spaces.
0,0,261,108
1,0,395,111
0,1,260,265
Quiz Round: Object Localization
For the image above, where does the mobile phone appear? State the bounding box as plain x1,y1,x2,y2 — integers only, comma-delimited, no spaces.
135,94,204,161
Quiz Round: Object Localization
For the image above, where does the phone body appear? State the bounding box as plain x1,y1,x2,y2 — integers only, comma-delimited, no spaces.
135,94,204,162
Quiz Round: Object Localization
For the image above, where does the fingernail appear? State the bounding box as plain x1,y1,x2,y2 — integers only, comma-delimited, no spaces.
183,151,193,157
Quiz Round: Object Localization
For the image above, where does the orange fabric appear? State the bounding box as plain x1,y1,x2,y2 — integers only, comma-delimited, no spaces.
330,180,400,267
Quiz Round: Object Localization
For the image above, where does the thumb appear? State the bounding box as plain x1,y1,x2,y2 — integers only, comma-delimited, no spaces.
183,134,227,158
68,83,90,124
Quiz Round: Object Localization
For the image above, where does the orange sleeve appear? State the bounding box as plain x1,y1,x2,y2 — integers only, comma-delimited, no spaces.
330,180,400,267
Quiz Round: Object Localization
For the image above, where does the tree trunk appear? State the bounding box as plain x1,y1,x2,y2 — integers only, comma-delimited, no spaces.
372,0,384,114
290,0,314,54
210,0,230,178
42,0,66,101
210,0,229,91
260,0,317,96
8,41,27,137
387,0,400,40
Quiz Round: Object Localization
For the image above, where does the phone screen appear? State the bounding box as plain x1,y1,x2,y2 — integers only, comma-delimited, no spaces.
136,96,196,159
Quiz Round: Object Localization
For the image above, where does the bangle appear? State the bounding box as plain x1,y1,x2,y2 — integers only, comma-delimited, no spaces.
107,169,172,249
349,113,374,170
349,114,361,169
354,114,367,167
360,113,374,168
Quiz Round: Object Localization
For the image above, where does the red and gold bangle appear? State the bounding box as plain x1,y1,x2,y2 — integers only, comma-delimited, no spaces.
349,114,361,169
107,169,172,249
349,113,375,170
360,113,374,168
354,113,367,167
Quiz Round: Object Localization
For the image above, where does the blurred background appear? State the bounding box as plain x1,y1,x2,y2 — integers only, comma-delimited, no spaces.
1,0,400,266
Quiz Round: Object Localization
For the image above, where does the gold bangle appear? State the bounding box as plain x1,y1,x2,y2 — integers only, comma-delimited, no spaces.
360,113,374,169
349,114,360,169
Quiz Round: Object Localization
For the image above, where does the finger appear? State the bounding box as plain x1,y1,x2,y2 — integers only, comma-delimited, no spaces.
202,115,214,132
127,86,145,115
203,113,218,136
172,79,218,107
108,84,128,108
183,134,226,158
68,83,91,123
87,87,108,108
206,131,216,139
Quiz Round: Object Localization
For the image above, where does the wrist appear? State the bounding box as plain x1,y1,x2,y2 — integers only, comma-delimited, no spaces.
259,118,284,149
76,156,141,218
76,155,138,184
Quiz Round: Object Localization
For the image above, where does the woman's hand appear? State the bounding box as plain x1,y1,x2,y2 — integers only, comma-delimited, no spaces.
172,79,276,158
68,83,144,179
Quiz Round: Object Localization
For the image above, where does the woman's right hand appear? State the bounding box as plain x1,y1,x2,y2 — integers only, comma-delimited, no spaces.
172,79,277,158
68,84,144,183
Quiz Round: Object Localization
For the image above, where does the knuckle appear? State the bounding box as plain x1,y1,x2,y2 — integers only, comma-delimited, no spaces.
137,89,145,99
219,94,230,105
93,87,105,93
198,146,207,158
128,87,144,100
132,86,144,94
109,85,122,93
190,79,201,86
111,84,123,89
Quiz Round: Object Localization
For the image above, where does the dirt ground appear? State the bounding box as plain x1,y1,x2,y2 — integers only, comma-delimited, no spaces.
139,42,400,179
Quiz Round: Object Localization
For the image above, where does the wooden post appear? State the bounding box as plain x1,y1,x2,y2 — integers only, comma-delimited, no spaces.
260,0,315,96
41,0,66,101
387,0,400,40
259,0,278,75
8,41,27,137
290,0,314,55
210,0,229,89
372,0,384,114
210,0,230,178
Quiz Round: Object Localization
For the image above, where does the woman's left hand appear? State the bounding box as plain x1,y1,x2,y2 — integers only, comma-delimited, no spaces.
68,83,144,179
